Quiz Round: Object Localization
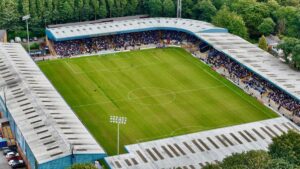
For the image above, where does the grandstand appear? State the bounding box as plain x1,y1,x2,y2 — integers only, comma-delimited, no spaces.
0,16,299,169
0,43,106,169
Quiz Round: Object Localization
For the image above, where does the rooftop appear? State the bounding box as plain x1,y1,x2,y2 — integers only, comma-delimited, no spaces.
105,117,299,169
197,32,300,101
46,17,226,41
0,43,105,164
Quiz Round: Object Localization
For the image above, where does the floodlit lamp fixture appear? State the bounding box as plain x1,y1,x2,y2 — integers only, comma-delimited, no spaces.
110,115,127,154
22,15,31,53
22,15,30,21
110,116,127,125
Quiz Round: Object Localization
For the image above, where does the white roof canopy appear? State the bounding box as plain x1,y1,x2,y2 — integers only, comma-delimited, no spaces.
46,18,226,41
105,117,299,169
0,43,105,164
197,33,300,101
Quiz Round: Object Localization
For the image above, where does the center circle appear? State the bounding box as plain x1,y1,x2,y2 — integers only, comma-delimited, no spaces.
127,87,176,105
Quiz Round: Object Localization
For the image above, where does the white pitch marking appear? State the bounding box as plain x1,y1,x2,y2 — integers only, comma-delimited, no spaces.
72,85,225,108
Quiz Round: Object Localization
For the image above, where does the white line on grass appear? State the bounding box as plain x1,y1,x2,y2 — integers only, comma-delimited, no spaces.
72,85,225,108
135,102,253,143
67,61,165,74
175,50,270,116
64,61,79,74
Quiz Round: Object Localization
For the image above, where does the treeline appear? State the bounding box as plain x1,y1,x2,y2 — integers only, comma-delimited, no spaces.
0,0,299,68
0,0,299,39
0,0,177,37
203,130,300,169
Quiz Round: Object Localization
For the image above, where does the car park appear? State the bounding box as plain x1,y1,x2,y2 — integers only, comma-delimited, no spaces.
2,146,17,155
3,149,15,156
8,146,18,152
8,159,23,166
11,160,25,169
6,154,20,162
2,147,10,154
5,152,18,160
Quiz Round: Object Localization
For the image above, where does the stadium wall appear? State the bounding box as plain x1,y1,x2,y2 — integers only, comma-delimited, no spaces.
0,97,37,169
38,153,106,169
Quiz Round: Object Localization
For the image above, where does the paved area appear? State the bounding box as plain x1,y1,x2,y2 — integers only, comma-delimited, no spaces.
0,150,11,169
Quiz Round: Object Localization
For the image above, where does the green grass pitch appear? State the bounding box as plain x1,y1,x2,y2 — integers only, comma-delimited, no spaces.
38,47,278,155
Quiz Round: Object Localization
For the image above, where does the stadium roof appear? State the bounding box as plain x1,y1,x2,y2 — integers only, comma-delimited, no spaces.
197,32,300,101
47,15,150,28
46,17,227,41
0,43,105,164
105,117,299,169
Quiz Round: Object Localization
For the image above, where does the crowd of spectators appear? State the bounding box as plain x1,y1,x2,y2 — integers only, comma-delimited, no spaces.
206,49,300,117
53,30,198,57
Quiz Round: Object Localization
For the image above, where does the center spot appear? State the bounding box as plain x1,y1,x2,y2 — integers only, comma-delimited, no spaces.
127,87,176,105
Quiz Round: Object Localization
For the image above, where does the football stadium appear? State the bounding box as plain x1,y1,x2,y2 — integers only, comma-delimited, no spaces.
0,15,300,169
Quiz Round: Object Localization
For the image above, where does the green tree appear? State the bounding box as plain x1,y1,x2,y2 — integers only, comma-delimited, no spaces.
202,131,300,169
291,44,300,70
212,6,248,39
44,0,53,25
266,158,296,169
99,0,107,18
107,0,115,17
269,130,300,165
230,0,271,37
77,0,84,21
21,0,30,15
147,0,162,17
277,37,300,61
192,0,217,22
229,0,257,15
91,0,100,20
112,0,127,16
212,0,226,10
266,0,280,17
29,0,37,18
258,18,276,35
243,3,271,36
126,0,138,15
68,163,97,169
220,150,271,169
61,1,73,22
82,0,91,20
120,0,128,16
162,0,175,17
276,0,300,6
0,0,20,31
275,6,300,38
258,35,268,51
36,0,46,21
182,0,194,18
